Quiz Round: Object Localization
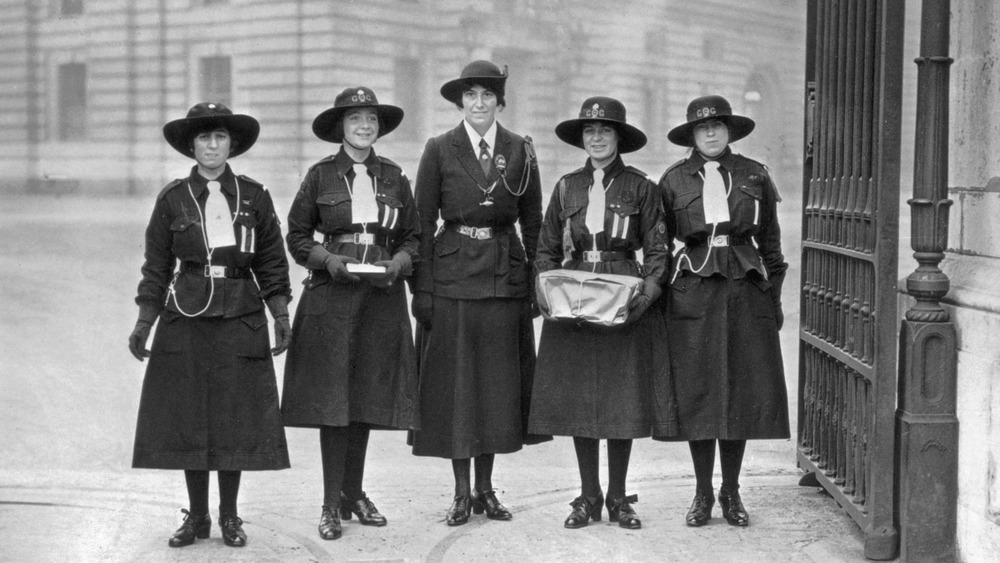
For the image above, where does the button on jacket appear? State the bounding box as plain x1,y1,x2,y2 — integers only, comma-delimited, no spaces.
135,164,291,318
411,122,542,300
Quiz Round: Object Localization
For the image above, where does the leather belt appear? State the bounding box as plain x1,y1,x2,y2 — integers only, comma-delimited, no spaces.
571,250,636,263
325,232,388,247
695,235,754,248
181,262,253,279
444,222,514,240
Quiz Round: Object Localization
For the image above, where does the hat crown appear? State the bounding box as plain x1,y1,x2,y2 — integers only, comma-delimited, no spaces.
333,86,380,110
185,102,235,119
685,95,733,122
460,60,507,79
577,96,628,123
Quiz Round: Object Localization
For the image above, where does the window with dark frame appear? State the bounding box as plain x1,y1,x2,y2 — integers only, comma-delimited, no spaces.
60,0,83,16
58,63,87,140
393,57,423,140
200,56,232,106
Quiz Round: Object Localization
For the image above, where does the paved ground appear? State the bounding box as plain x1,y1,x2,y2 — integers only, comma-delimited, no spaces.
0,193,870,562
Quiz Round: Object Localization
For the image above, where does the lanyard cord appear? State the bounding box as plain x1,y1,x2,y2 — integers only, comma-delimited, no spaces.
670,168,732,284
167,177,241,317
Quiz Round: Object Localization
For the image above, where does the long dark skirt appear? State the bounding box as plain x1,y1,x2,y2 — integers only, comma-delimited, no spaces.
281,278,417,430
410,297,527,459
659,272,790,441
132,310,290,470
529,304,677,439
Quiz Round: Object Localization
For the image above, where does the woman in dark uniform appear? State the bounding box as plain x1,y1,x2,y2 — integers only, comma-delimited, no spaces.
128,102,292,548
657,95,789,528
530,97,674,530
409,60,543,526
281,87,419,541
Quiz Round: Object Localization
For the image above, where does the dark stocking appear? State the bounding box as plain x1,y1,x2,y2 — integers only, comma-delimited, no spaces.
452,458,472,497
719,439,747,493
320,425,349,507
572,437,602,498
218,470,241,517
183,470,210,516
342,422,371,500
607,439,633,498
473,453,495,493
689,439,717,493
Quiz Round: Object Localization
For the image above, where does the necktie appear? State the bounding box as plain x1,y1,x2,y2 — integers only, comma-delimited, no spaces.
701,160,731,225
204,180,236,248
585,167,606,242
478,138,492,177
351,163,379,224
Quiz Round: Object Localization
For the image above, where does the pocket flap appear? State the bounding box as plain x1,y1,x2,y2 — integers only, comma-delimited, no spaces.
317,191,351,207
559,205,582,220
169,216,199,231
376,193,404,208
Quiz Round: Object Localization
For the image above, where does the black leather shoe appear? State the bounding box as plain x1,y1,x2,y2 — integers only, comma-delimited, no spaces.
340,492,387,526
686,489,714,527
606,494,641,529
446,495,472,526
718,488,750,527
564,494,603,529
471,490,512,521
168,509,211,548
318,505,342,540
218,514,246,547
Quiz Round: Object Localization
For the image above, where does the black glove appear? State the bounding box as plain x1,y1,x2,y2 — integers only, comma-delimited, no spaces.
412,291,433,329
627,276,663,324
769,273,785,330
266,295,292,355
371,252,413,288
128,305,159,362
306,245,360,283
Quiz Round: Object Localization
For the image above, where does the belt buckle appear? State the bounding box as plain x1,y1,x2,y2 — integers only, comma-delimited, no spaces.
709,235,729,248
354,233,375,245
469,227,491,240
583,250,602,262
205,265,226,278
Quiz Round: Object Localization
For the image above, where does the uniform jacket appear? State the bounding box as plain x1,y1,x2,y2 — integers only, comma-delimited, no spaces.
135,164,291,318
285,147,419,285
535,155,670,282
659,148,787,287
411,122,542,300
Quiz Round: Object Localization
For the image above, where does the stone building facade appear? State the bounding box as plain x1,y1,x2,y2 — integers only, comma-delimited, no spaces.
0,0,804,199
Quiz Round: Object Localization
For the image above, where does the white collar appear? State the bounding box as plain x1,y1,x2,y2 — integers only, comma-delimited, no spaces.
463,119,498,156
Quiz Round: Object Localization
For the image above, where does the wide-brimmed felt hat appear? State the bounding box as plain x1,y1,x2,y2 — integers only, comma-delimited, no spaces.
440,60,508,107
667,94,755,147
312,86,404,144
554,96,647,154
163,102,260,159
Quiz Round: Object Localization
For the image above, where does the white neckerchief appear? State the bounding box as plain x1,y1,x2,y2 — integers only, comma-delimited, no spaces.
463,119,497,159
350,162,379,225
585,167,607,243
204,180,236,248
701,160,731,225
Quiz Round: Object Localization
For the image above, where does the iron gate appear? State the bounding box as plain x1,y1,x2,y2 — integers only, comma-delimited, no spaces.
799,1,904,559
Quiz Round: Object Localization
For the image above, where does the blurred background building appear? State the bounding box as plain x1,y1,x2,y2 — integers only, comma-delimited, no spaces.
0,0,805,198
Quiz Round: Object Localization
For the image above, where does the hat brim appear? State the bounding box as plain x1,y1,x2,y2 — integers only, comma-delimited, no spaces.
311,104,405,143
439,76,507,107
667,115,755,147
554,118,648,154
163,114,260,159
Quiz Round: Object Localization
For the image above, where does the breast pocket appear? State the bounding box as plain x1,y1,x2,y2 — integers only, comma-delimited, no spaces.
233,213,258,254
734,184,764,227
317,191,352,230
608,203,640,241
376,193,404,231
169,215,203,256
670,191,702,238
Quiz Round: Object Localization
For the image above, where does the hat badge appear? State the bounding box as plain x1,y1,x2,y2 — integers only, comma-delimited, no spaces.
350,89,373,103
208,103,216,109
695,106,717,118
584,103,605,118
